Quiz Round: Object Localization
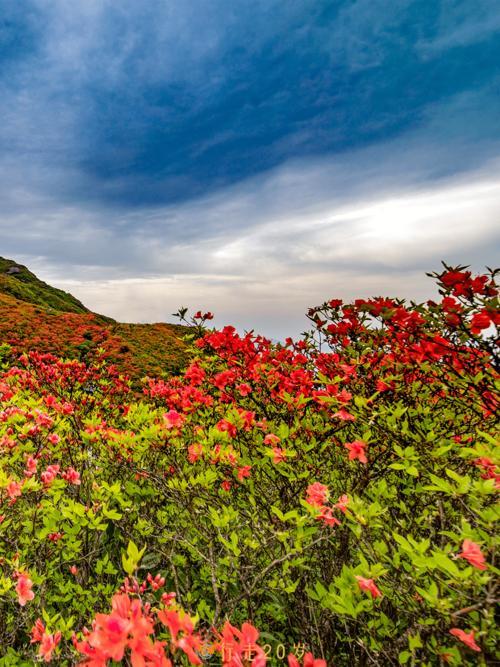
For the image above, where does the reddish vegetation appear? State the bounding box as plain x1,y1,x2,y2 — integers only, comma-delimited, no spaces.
0,291,187,380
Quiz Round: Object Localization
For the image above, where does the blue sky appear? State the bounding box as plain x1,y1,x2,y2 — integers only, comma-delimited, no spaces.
1,1,500,337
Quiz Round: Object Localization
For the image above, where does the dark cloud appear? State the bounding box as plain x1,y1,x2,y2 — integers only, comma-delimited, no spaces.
1,0,500,208
0,0,499,336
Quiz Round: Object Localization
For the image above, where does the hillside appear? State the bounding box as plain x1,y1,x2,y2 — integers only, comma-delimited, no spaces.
0,257,187,379
0,257,93,316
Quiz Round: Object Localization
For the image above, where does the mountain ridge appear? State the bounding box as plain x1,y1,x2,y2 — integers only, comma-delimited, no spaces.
0,256,105,317
0,257,187,380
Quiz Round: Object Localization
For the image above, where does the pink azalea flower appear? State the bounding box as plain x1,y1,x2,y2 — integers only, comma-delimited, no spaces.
355,576,382,599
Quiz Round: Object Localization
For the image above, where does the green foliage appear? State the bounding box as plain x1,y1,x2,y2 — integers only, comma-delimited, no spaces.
0,257,91,315
0,263,498,665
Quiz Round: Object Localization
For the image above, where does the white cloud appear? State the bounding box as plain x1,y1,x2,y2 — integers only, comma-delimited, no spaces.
42,164,500,340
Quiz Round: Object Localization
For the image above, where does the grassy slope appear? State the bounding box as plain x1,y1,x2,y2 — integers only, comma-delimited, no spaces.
0,257,94,316
0,258,187,379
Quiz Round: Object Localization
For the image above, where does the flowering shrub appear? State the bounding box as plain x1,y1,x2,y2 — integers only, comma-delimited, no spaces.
0,264,498,665
0,291,187,380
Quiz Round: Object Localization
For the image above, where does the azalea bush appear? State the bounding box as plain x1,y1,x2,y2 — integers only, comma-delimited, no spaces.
0,291,187,380
0,264,498,665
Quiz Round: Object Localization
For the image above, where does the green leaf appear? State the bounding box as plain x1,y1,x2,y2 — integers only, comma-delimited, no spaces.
399,650,411,664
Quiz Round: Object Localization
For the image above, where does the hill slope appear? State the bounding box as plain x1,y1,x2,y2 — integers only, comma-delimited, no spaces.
0,257,187,379
0,257,94,316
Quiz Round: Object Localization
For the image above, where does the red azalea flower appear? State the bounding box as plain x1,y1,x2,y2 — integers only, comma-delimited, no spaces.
163,410,185,429
216,419,237,438
441,270,468,288
264,433,281,445
375,379,390,392
449,628,481,652
306,482,329,507
272,447,287,464
237,383,252,396
470,310,492,333
333,408,356,421
16,573,35,606
355,576,382,599
237,465,251,480
458,539,487,570
344,440,367,464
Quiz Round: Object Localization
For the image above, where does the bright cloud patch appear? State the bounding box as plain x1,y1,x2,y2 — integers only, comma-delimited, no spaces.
44,165,500,339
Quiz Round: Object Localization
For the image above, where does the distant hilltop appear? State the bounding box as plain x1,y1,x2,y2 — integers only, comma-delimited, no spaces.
0,257,187,380
0,256,94,316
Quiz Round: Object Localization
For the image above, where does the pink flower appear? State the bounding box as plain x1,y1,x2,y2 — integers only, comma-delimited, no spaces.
216,419,237,438
76,593,147,663
163,410,185,429
272,447,287,464
333,408,356,421
237,466,251,480
458,539,487,571
24,456,38,477
7,480,22,500
264,434,281,445
334,494,350,513
337,389,352,403
62,467,81,485
30,618,46,643
306,482,329,507
47,433,60,445
355,576,382,599
449,628,481,652
288,653,327,667
187,443,203,463
317,507,340,527
344,440,367,464
41,465,60,486
37,630,62,662
16,573,35,606
218,621,266,667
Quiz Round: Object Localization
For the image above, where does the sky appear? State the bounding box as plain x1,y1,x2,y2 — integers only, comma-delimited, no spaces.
1,0,499,338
